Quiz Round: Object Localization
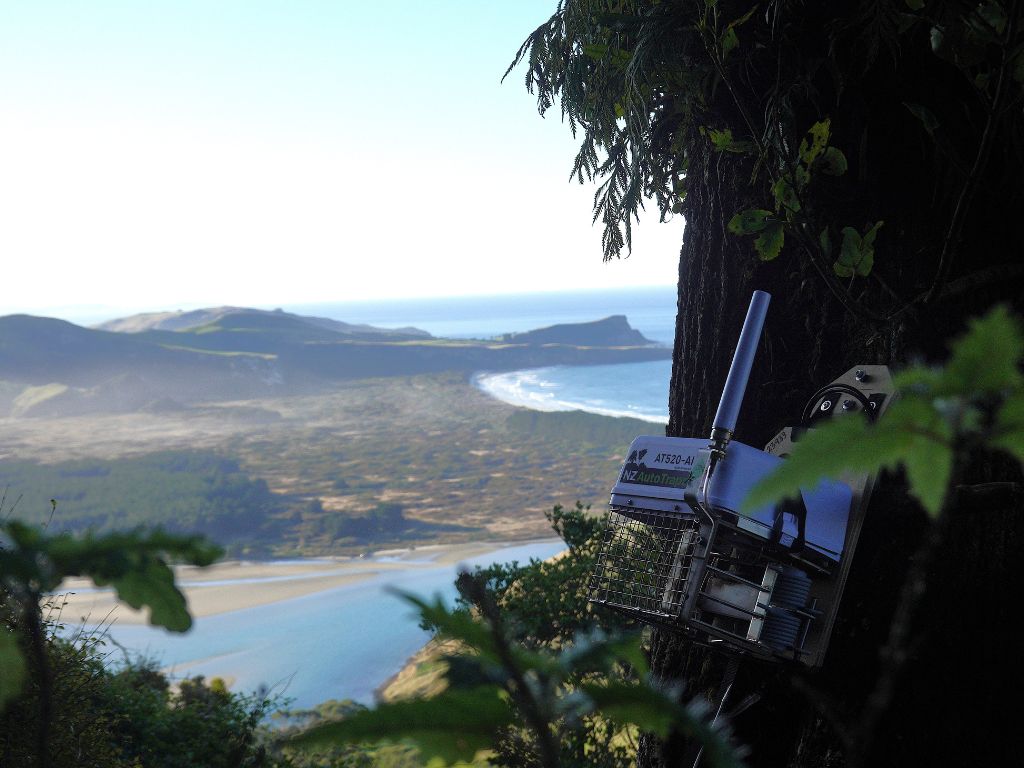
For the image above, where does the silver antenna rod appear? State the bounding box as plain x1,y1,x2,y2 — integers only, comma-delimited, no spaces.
711,290,771,448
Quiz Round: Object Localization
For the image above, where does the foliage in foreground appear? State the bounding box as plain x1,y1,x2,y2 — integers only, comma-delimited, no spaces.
746,305,1024,516
1,522,222,712
289,504,746,768
0,632,277,768
0,517,279,767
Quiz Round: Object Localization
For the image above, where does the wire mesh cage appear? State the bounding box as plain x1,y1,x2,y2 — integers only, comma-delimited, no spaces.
588,504,705,627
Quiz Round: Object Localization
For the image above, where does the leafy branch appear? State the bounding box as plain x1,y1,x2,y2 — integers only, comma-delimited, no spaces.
744,304,1023,516
290,572,745,768
509,1,1024,322
1,520,222,724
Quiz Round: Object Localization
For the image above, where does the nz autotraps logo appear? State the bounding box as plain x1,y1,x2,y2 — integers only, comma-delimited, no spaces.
620,449,698,489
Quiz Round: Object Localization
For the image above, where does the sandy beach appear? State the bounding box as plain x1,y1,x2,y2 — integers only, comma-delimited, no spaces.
55,539,529,627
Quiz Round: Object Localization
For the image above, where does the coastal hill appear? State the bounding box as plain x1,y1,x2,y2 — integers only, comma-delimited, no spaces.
0,306,668,417
496,315,650,346
96,305,430,339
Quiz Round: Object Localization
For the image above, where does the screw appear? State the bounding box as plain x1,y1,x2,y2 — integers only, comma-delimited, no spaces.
855,369,869,382
842,399,856,411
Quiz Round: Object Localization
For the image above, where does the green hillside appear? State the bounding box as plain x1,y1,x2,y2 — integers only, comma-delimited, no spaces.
0,308,670,417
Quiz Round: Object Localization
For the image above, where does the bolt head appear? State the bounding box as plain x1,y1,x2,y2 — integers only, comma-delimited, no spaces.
854,369,869,382
842,399,855,410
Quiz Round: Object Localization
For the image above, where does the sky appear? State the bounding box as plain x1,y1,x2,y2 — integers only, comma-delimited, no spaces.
0,1,684,322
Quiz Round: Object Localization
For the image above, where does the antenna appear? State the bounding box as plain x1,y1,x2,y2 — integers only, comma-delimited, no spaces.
711,290,771,447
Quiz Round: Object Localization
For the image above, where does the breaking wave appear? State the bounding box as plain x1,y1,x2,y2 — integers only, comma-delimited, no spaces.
474,361,670,424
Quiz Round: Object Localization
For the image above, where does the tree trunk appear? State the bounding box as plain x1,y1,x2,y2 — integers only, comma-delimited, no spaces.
640,27,1024,768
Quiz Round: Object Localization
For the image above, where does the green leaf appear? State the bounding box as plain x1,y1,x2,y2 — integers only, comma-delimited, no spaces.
290,687,512,764
754,222,785,261
862,220,883,250
794,164,811,189
717,1,759,60
111,559,192,632
936,305,1024,397
707,128,753,154
720,27,739,59
834,222,883,277
818,146,848,176
902,442,952,516
708,128,732,149
743,417,871,512
0,629,27,712
743,397,952,516
727,209,773,235
834,227,861,277
798,119,831,164
582,43,609,61
891,366,944,400
905,0,925,9
994,392,1024,464
819,226,832,257
772,177,800,214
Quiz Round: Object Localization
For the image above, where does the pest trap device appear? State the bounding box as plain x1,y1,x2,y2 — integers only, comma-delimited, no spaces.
588,291,894,666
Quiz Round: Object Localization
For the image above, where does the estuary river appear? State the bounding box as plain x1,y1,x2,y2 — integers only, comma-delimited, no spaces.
81,540,564,708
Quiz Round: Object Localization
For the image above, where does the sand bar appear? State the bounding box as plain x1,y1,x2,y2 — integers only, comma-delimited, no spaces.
54,539,540,627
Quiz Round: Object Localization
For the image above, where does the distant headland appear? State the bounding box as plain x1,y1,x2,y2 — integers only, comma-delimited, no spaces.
0,305,670,418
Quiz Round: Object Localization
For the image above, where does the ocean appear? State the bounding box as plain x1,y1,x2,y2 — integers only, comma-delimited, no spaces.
283,286,677,424
283,286,677,344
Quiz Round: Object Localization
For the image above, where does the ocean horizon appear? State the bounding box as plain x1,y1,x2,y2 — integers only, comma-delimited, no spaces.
278,285,678,345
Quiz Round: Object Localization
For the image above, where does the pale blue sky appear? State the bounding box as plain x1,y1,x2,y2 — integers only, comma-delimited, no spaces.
0,1,683,320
